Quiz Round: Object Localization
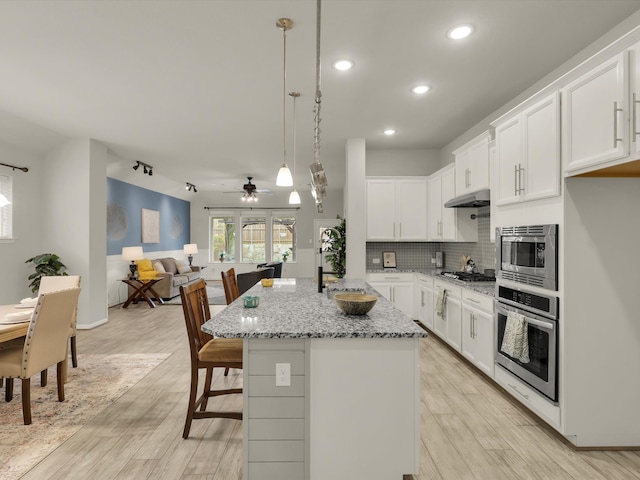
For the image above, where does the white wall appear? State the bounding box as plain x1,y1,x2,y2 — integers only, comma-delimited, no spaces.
0,144,43,304
345,139,366,279
366,148,441,176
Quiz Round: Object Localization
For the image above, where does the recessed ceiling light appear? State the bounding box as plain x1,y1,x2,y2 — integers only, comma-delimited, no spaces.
332,59,354,71
411,85,430,94
447,24,474,40
384,129,396,136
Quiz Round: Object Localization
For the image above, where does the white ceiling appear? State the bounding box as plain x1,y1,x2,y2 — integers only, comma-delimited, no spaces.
0,0,639,195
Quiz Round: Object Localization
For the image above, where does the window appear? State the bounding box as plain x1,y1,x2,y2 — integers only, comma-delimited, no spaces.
210,216,235,262
0,174,12,240
241,216,266,263
208,211,297,264
273,217,296,262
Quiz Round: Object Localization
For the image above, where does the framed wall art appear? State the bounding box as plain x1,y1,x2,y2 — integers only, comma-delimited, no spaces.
141,208,160,243
383,251,397,268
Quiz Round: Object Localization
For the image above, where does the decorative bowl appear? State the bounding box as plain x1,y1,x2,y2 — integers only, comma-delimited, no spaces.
334,293,377,315
243,296,260,308
261,278,274,287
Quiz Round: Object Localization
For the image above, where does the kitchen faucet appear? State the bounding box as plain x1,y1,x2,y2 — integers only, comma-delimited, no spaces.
317,227,341,292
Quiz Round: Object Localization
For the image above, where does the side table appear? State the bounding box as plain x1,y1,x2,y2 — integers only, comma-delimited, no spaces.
121,278,165,308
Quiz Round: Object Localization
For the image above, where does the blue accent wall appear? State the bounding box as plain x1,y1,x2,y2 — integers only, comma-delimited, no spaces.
106,178,190,255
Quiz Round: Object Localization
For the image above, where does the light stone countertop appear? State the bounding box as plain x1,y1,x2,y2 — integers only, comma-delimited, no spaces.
368,268,496,297
202,278,427,339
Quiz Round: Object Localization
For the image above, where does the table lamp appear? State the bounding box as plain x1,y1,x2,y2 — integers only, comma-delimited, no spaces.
122,246,144,280
184,244,198,266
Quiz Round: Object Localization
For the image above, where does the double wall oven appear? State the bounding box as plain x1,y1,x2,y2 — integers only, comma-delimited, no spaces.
494,224,559,403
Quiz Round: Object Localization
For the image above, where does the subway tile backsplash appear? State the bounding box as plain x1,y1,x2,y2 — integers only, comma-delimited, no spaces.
366,206,495,272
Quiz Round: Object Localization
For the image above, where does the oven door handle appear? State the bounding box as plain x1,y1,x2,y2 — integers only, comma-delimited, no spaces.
523,316,555,331
496,303,556,331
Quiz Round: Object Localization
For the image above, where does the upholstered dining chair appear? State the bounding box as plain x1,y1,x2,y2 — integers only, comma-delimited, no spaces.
237,267,274,296
38,275,81,386
179,279,242,438
221,268,240,305
0,287,81,424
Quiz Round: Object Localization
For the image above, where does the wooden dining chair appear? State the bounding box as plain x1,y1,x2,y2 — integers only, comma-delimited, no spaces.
179,279,242,438
0,287,81,424
221,268,240,305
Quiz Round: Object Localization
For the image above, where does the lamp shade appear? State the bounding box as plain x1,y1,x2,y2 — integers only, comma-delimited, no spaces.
0,193,10,207
288,190,301,205
184,244,198,255
122,246,144,261
276,164,293,186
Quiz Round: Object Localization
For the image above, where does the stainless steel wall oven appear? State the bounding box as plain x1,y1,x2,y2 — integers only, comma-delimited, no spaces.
495,284,559,403
496,224,558,290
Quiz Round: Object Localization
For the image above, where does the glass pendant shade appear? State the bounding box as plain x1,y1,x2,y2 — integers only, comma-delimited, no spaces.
276,164,293,186
289,189,301,205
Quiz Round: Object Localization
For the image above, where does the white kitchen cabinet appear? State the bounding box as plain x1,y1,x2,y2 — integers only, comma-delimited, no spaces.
427,165,477,242
454,131,491,195
461,289,495,378
494,92,560,205
367,273,415,319
416,274,434,330
433,279,462,351
366,178,428,241
562,52,628,176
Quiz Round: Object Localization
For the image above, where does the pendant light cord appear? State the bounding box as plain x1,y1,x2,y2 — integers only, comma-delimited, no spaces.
283,26,288,166
313,0,322,165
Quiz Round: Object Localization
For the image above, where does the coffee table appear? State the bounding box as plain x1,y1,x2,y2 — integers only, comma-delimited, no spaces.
121,278,165,308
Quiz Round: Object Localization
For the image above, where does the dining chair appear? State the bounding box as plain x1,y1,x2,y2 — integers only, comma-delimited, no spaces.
221,268,240,305
0,287,81,424
237,267,274,296
38,275,81,387
179,279,242,438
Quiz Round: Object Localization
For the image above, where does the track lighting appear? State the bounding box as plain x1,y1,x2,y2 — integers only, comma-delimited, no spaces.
186,182,197,193
132,161,153,176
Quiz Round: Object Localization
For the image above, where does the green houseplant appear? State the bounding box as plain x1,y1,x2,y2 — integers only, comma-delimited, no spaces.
26,253,68,294
323,216,346,278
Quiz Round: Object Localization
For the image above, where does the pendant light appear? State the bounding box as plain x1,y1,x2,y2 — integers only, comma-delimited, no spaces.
310,0,327,212
276,18,294,187
289,91,301,205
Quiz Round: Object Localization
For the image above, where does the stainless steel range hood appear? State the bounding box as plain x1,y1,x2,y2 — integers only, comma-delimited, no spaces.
444,188,490,208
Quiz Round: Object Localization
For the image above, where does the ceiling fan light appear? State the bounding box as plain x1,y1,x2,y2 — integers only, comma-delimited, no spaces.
289,189,301,205
276,164,293,186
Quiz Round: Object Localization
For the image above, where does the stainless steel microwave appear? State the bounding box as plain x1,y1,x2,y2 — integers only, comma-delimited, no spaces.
496,224,558,290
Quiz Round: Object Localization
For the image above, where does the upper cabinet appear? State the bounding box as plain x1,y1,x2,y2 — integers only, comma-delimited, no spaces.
453,131,491,195
366,178,428,241
562,52,628,176
493,92,561,205
427,165,477,242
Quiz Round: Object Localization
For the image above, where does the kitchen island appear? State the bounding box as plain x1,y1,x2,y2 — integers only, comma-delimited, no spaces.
202,278,426,480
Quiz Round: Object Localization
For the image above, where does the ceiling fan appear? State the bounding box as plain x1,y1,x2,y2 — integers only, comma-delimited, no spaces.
223,177,272,202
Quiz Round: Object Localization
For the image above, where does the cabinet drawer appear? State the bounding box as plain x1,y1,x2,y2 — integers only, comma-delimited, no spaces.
433,279,461,299
462,290,494,312
367,272,415,282
416,274,434,287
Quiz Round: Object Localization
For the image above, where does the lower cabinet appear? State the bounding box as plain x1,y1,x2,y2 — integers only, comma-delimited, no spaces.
433,279,462,351
416,275,434,330
461,290,495,378
367,273,415,319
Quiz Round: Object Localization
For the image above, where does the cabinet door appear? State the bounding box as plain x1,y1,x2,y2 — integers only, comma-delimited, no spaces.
562,52,627,175
461,306,476,363
629,40,640,156
397,179,427,240
523,92,560,202
366,180,396,240
495,116,523,206
427,175,442,240
440,167,457,241
454,148,470,194
417,284,434,330
432,285,447,338
392,283,415,319
468,136,490,191
474,309,495,378
445,294,462,351
369,282,391,302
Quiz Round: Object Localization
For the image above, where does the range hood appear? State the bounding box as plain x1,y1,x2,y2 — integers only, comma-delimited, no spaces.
444,188,490,208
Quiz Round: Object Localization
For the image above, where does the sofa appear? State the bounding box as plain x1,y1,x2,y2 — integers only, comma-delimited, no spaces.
135,257,203,300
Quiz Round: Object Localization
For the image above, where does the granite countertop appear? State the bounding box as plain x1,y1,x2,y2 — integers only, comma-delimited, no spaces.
202,278,427,339
367,268,496,298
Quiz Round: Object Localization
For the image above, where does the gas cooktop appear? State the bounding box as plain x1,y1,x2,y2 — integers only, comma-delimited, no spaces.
440,271,496,282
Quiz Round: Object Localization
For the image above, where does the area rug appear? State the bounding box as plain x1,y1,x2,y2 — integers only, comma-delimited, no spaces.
0,353,171,480
163,285,227,305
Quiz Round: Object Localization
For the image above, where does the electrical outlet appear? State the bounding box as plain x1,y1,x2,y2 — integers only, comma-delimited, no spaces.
431,258,435,264
275,363,291,387
372,258,381,264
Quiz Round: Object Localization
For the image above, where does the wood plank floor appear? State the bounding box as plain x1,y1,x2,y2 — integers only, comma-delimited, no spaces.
18,303,640,480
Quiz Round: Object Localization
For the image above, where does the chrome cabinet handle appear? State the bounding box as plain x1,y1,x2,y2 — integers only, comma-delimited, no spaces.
399,222,402,238
634,93,640,142
518,165,525,195
514,165,519,196
467,168,471,189
421,290,425,307
613,101,623,147
393,222,396,239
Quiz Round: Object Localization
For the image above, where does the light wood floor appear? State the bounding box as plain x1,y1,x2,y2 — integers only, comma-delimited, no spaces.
19,303,640,480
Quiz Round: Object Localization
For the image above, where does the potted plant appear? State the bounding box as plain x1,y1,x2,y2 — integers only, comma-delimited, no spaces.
219,251,225,263
25,253,69,294
282,250,290,263
323,216,346,278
